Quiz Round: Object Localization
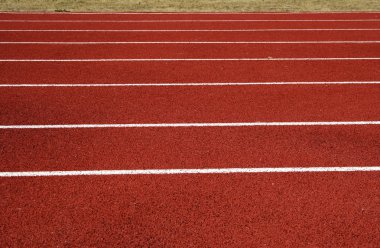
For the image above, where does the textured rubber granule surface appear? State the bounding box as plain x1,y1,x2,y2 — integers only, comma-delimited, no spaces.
0,12,379,247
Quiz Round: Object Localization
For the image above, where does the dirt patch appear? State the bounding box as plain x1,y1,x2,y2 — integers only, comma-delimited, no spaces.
0,0,379,12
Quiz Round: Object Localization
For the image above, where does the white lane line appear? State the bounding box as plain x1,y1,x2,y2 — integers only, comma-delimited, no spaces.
0,19,379,22
1,28,379,32
1,41,379,44
1,81,380,87
1,58,379,62
1,167,380,177
1,121,380,129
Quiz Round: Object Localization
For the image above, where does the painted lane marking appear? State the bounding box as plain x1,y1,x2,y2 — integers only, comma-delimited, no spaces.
1,167,380,177
1,81,380,87
1,19,380,22
0,40,380,45
1,58,380,62
1,121,380,129
1,41,379,44
1,28,380,31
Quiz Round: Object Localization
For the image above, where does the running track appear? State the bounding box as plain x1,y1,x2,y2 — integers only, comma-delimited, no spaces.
0,12,380,247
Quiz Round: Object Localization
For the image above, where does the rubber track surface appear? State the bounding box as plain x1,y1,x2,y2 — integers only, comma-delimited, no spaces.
1,43,380,59
1,61,379,84
2,30,379,42
2,21,380,30
1,85,380,124
1,12,379,247
1,174,379,247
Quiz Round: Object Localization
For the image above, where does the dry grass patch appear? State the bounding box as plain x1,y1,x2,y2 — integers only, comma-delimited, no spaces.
0,0,379,12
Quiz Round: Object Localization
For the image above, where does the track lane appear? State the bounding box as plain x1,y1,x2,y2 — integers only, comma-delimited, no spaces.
1,12,380,247
1,85,380,124
1,173,379,246
1,126,380,171
1,43,379,59
1,30,379,42
1,60,379,84
2,21,380,30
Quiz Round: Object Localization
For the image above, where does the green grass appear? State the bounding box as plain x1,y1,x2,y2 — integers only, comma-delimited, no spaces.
0,0,379,12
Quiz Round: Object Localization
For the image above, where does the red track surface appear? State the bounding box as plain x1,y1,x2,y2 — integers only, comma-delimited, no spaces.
1,12,380,247
2,30,380,42
2,21,380,30
1,174,379,246
1,85,380,124
1,61,380,84
1,126,380,172
1,43,380,59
